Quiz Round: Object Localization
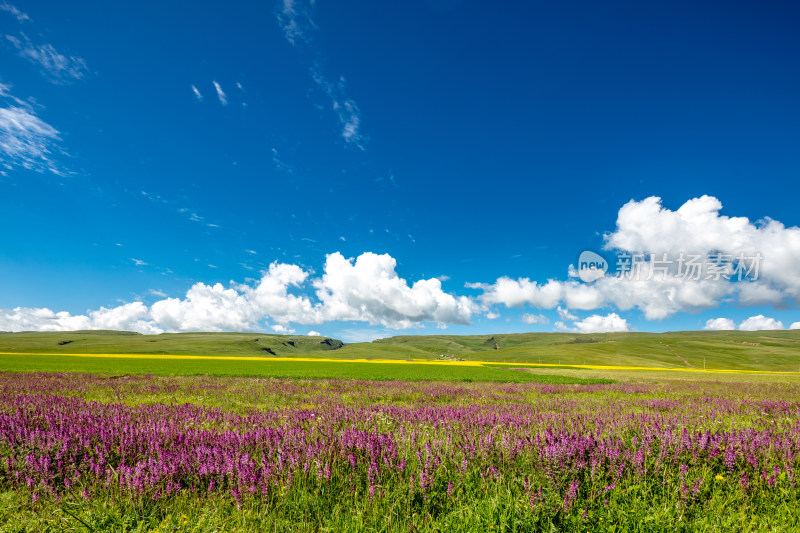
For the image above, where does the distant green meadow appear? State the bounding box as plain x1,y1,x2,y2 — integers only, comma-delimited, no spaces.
3,329,800,372
0,352,611,384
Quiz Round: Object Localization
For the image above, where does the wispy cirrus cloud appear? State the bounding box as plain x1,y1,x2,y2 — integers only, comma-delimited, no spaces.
277,0,316,46
137,190,221,229
0,2,29,23
177,207,220,228
310,65,364,148
0,6,83,175
277,0,366,148
271,147,296,174
191,81,243,106
0,83,65,175
5,33,88,84
213,81,228,105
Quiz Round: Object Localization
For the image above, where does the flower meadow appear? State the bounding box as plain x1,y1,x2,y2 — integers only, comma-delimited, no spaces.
0,372,799,531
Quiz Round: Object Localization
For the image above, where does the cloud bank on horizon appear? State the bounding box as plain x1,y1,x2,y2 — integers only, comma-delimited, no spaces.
2,196,799,336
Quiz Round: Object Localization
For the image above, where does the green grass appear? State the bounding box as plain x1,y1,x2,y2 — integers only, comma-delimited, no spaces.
0,352,611,384
365,330,800,371
2,329,800,371
1,374,799,531
0,330,344,356
5,485,798,533
483,364,800,385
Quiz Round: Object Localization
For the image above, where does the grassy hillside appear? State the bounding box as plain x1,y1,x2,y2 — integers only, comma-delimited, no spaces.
357,330,800,371
1,329,799,371
0,330,343,356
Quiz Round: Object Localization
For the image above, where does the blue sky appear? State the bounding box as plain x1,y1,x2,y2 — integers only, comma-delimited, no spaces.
2,0,799,340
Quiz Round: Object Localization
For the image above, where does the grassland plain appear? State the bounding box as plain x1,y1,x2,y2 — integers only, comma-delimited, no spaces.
0,373,799,531
2,330,800,372
1,330,800,531
0,352,613,384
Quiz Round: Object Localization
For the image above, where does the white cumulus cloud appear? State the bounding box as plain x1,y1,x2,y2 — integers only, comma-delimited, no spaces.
703,317,735,331
0,307,90,332
470,278,563,309
150,282,258,332
572,313,630,333
239,262,321,326
0,303,162,334
475,196,800,320
605,195,800,306
738,315,784,331
521,313,548,325
1,252,476,334
475,273,729,320
790,322,800,330
314,252,474,328
557,306,577,322
556,313,630,333
88,302,163,334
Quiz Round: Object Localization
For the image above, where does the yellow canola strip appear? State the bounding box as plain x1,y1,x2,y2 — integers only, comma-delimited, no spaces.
0,352,798,375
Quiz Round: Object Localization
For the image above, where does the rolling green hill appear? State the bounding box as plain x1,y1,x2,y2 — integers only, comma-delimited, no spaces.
0,330,343,356
1,329,799,371
356,330,800,371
